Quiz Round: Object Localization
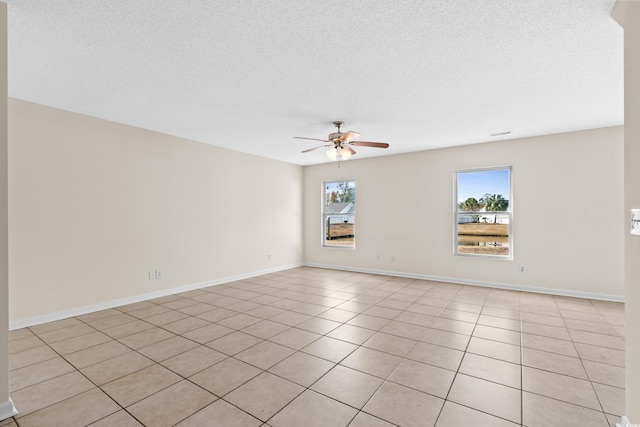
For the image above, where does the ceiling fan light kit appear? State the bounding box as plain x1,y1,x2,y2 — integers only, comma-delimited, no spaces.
295,121,389,162
326,146,352,161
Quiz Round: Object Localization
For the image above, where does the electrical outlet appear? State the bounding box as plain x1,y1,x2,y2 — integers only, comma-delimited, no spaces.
267,254,272,262
148,271,154,280
391,256,396,263
376,255,380,262
519,266,525,273
155,270,162,280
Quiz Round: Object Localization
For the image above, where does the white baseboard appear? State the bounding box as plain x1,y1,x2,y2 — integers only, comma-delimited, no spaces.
9,263,303,330
0,398,18,421
303,262,625,303
10,261,623,330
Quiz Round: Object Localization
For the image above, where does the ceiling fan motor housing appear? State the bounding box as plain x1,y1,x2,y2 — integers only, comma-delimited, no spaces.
328,132,344,142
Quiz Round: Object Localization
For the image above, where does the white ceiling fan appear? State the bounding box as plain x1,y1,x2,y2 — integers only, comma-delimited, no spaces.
295,121,389,161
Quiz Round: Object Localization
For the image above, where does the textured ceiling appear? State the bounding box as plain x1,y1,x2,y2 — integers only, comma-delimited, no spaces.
6,0,622,165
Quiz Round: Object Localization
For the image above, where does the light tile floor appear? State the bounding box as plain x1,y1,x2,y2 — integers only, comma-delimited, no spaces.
5,267,626,426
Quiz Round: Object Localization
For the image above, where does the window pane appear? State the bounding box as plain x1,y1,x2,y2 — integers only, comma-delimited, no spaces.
457,213,510,256
457,169,510,213
324,214,355,246
455,168,511,258
325,181,355,208
323,180,355,248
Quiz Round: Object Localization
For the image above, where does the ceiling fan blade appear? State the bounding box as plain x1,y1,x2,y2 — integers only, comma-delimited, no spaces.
344,145,356,155
350,141,390,149
339,131,360,142
294,136,329,143
301,144,331,153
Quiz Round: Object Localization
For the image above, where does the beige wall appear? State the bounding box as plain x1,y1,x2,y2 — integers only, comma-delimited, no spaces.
8,99,303,324
304,127,624,299
614,1,640,421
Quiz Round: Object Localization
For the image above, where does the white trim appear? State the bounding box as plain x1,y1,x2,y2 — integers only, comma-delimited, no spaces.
303,262,625,302
0,399,18,421
9,263,302,330
10,260,623,330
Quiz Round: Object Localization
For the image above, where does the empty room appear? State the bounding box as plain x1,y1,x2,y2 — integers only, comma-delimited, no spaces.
1,1,639,426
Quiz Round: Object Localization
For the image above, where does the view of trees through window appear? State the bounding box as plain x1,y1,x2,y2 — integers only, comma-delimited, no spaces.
456,168,511,257
323,180,355,247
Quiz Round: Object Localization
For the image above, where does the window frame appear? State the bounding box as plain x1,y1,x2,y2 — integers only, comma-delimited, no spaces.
454,166,513,259
322,180,356,249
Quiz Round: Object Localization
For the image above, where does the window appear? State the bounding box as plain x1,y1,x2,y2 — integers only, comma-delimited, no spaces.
323,180,355,248
455,167,512,258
